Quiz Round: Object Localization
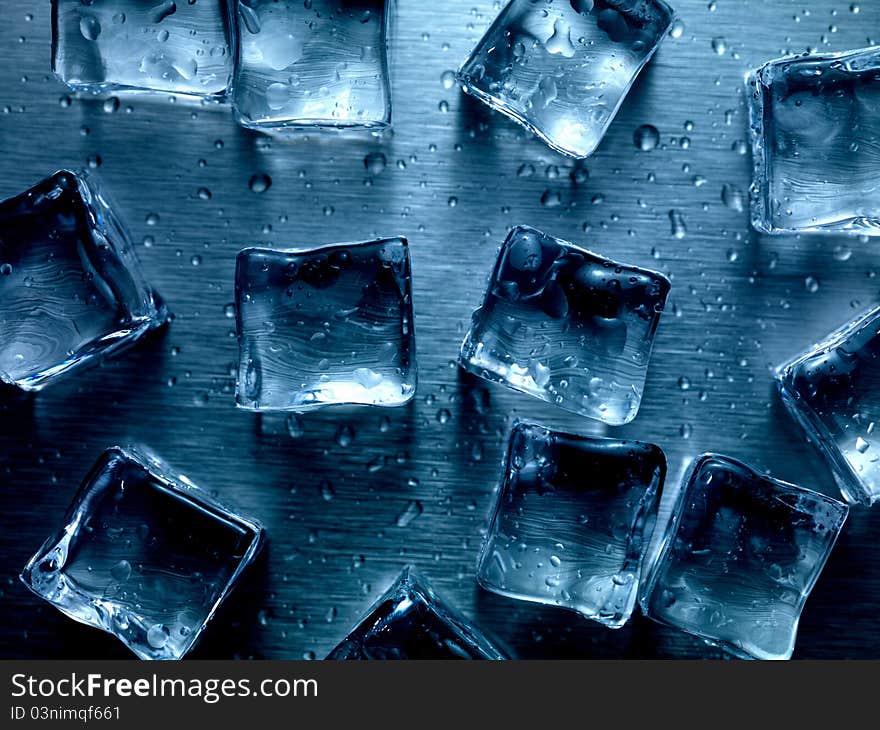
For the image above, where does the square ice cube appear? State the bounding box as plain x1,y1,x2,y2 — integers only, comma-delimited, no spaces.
235,237,416,412
457,0,676,159
777,305,880,506
459,225,670,425
477,422,665,628
0,170,166,391
640,454,847,660
747,47,880,235
20,447,265,660
327,566,506,659
230,0,393,132
52,0,234,99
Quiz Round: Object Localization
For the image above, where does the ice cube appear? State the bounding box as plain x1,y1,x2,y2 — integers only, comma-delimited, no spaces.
20,447,265,660
0,170,166,391
235,237,416,412
478,422,665,628
230,0,393,132
457,0,676,158
327,566,507,659
52,0,234,99
459,225,670,425
640,454,847,660
777,305,880,506
748,46,880,235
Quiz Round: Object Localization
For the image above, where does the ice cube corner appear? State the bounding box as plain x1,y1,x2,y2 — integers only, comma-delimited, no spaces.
327,566,507,659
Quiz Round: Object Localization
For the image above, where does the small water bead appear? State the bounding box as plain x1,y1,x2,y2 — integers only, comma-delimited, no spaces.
197,187,211,201
145,212,160,226
634,124,660,151
805,276,820,293
146,624,170,649
440,70,456,89
249,174,271,193
711,37,726,55
79,15,101,41
364,152,386,175
103,97,120,114
335,425,355,447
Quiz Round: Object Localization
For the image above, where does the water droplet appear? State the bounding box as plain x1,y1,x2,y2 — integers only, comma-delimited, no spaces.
395,500,423,528
110,560,131,582
721,184,744,212
364,152,386,175
335,425,355,447
856,437,870,453
805,276,820,293
634,124,660,151
147,624,169,649
669,210,687,239
79,15,101,41
249,173,271,193
441,70,456,89
711,37,726,55
149,1,177,24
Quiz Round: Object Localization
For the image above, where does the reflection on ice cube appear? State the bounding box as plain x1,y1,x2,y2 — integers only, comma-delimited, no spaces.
748,46,880,235
20,446,265,660
52,0,234,98
777,304,880,506
457,0,676,158
0,170,166,391
235,237,416,412
459,225,670,425
231,0,394,132
478,422,666,628
641,454,847,660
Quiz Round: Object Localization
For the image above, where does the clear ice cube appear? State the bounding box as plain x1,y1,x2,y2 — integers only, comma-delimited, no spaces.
230,0,394,132
747,46,880,235
20,447,265,660
52,0,234,98
777,305,880,506
457,0,676,158
477,422,665,628
326,566,507,659
235,237,416,412
0,170,166,391
640,454,847,660
459,225,670,425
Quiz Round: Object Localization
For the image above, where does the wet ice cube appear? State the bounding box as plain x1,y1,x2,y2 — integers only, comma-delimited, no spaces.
777,305,880,506
459,225,670,425
327,566,506,659
0,170,166,391
640,454,847,660
52,0,234,98
235,237,416,412
231,0,393,132
747,47,880,235
457,0,676,158
20,447,265,660
477,422,665,628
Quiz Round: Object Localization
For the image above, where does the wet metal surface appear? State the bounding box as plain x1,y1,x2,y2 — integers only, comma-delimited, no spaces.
1,1,878,659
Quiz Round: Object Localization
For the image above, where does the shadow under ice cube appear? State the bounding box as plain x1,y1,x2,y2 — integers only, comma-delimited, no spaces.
748,47,880,235
641,454,847,660
235,237,416,412
326,566,507,659
231,0,394,132
52,0,234,98
478,422,666,628
0,170,166,391
459,225,670,425
777,305,880,506
457,0,676,158
20,447,265,660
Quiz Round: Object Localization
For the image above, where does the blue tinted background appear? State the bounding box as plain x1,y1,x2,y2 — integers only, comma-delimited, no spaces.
0,1,877,659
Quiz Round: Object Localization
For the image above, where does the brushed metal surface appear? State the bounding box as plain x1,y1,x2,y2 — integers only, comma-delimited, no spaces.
1,1,878,660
